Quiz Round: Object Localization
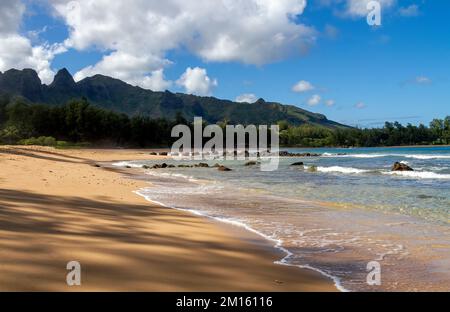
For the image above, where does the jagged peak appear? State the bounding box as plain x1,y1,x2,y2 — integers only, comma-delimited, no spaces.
56,68,72,77
50,68,75,88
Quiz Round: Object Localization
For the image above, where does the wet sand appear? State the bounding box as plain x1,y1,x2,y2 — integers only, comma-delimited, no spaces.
0,146,336,291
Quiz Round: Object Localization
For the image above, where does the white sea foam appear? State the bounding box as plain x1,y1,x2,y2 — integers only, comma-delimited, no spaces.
383,171,450,180
401,154,450,160
134,188,349,292
322,153,386,158
323,153,450,160
144,170,198,182
305,164,450,180
112,161,143,168
313,166,370,174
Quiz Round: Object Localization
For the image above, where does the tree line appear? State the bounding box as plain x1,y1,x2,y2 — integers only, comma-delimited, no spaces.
0,95,449,148
0,96,184,147
278,118,450,147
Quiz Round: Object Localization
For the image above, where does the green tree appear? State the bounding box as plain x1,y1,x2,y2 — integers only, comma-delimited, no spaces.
0,126,21,144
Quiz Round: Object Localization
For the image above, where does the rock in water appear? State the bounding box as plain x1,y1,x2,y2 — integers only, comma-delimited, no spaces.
392,162,414,171
245,161,258,166
218,166,232,172
290,162,304,166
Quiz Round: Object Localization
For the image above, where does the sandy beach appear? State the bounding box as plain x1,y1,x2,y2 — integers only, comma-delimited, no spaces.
0,146,335,291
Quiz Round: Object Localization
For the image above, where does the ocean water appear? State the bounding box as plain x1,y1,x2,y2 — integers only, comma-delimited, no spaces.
115,146,450,291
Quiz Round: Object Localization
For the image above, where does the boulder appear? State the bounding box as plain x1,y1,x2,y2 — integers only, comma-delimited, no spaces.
218,166,232,172
290,162,304,166
159,152,168,156
392,162,414,171
142,165,150,169
195,163,210,168
151,163,168,169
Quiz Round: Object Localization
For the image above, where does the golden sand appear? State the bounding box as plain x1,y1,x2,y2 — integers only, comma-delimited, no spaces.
0,146,335,291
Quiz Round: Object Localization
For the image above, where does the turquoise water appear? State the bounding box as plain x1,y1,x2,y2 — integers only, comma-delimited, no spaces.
116,146,450,291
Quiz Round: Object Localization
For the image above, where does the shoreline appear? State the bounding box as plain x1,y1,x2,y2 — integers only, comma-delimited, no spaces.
107,161,346,291
0,146,336,291
115,147,450,292
281,144,450,149
133,188,347,292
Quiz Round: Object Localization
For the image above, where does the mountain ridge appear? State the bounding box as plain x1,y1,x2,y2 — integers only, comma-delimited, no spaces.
0,68,349,128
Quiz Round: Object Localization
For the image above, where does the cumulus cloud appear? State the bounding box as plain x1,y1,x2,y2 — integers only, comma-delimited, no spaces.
0,0,25,35
292,80,314,93
355,102,366,109
176,67,217,96
307,94,321,106
325,99,335,107
139,69,172,91
399,4,419,17
235,93,258,103
73,50,170,84
49,0,316,87
0,1,65,84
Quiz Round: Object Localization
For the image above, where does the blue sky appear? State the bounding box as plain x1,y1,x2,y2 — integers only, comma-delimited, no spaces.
1,0,449,127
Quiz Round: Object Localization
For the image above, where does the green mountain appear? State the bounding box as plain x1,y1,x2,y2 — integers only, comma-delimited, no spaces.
0,68,349,128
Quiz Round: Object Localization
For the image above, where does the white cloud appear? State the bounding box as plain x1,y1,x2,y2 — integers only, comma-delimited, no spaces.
325,99,335,107
355,102,366,109
399,4,419,17
292,80,314,93
0,1,65,84
415,76,431,84
176,67,217,96
73,50,171,88
0,0,25,35
235,93,258,103
307,94,321,106
139,69,172,91
49,0,316,87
